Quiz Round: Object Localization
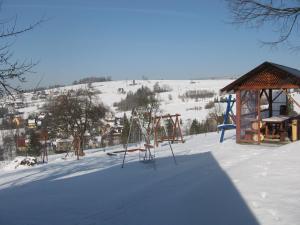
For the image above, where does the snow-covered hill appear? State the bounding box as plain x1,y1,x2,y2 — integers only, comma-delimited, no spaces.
14,79,233,124
0,131,300,225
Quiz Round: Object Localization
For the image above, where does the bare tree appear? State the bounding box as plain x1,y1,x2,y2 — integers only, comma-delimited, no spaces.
45,89,108,159
0,6,44,97
227,0,300,48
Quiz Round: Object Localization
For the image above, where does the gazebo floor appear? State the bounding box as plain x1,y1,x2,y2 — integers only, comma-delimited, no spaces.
262,138,291,145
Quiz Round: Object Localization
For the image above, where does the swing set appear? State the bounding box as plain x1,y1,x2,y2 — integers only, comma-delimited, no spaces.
121,109,183,168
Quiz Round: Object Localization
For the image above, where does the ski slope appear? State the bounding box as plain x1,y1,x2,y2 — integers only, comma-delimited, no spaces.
0,131,300,225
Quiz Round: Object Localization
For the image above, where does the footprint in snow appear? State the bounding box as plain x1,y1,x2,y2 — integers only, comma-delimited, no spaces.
267,209,280,221
260,192,267,199
223,162,233,167
261,171,268,177
251,201,259,208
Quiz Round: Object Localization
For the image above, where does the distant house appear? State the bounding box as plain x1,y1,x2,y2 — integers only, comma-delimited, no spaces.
54,138,73,152
27,119,36,129
17,136,27,152
37,112,46,120
31,95,38,101
14,101,25,109
117,88,126,94
101,115,123,146
38,94,47,100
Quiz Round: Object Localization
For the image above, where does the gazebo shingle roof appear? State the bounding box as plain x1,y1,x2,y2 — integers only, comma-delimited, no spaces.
221,61,300,93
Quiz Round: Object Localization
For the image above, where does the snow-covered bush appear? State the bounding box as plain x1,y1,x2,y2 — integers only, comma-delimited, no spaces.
8,157,38,169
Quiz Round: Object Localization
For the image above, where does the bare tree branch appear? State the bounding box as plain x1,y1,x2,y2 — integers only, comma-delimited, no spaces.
0,2,45,97
227,0,300,48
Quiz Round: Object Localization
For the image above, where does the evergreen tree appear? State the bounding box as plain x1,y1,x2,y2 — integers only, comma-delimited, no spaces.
130,120,140,143
165,119,173,137
190,119,200,135
121,114,130,146
27,130,42,156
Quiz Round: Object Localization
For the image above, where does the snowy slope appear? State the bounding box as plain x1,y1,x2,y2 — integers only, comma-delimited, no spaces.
16,79,233,124
0,131,300,225
89,79,232,122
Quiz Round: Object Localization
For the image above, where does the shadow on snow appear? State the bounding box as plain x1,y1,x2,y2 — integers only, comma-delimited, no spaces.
0,152,260,225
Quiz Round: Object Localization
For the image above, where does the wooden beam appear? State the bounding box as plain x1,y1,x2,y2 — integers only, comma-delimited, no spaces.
260,89,264,98
281,89,300,109
153,114,181,119
272,90,283,102
263,89,269,99
236,90,241,143
257,90,261,144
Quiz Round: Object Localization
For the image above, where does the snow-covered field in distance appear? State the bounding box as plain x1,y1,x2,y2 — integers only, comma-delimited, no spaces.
0,131,300,225
90,79,232,121
17,79,233,124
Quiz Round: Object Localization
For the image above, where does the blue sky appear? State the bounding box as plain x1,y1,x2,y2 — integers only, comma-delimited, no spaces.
2,0,300,87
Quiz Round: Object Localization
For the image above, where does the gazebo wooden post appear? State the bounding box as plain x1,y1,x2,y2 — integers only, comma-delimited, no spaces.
268,89,273,117
285,88,289,112
257,90,261,144
236,90,241,143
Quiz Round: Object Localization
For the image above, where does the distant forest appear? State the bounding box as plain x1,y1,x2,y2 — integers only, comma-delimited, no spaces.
23,76,112,93
72,76,112,85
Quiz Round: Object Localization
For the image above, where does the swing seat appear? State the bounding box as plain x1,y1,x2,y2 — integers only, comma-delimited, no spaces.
217,124,236,130
144,144,154,148
107,152,117,156
113,150,126,153
128,148,145,152
113,148,145,154
158,138,183,142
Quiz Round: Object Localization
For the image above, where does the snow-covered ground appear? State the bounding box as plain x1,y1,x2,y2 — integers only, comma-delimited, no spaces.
0,131,299,225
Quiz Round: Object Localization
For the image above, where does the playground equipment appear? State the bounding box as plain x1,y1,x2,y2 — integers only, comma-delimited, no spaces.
121,109,181,168
121,108,155,168
217,94,236,143
153,114,184,147
40,130,48,163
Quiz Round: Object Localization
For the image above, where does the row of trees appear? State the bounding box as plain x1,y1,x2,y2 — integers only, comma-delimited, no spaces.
72,76,112,85
114,86,158,111
189,115,224,135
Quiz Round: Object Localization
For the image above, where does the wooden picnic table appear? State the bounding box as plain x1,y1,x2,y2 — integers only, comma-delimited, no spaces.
262,116,292,141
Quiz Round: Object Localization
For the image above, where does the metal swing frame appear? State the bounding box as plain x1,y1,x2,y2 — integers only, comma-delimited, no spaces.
121,109,177,168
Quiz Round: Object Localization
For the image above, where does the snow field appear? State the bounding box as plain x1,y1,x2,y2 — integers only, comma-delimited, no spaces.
0,131,300,225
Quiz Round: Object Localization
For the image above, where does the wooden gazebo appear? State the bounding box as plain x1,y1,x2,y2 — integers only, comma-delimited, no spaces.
221,61,300,144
